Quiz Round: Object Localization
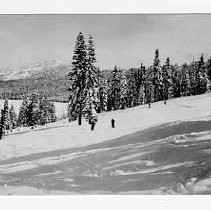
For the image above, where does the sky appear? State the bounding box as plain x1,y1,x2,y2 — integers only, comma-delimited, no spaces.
0,14,211,70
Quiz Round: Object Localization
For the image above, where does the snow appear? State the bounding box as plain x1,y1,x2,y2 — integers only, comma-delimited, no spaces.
109,161,195,176
0,185,72,195
0,93,211,161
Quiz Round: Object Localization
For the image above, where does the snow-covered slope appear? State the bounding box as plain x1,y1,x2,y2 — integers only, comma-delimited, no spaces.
0,93,211,161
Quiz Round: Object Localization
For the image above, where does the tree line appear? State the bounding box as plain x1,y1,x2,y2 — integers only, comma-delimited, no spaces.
0,93,57,139
67,32,211,125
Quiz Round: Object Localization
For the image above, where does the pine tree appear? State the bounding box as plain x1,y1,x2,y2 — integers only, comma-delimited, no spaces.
9,104,17,129
207,57,211,84
27,93,40,126
83,35,100,118
2,99,10,130
180,63,190,96
0,109,5,139
196,54,207,95
139,63,146,105
188,60,197,95
162,57,171,103
127,68,138,107
110,66,121,110
83,87,98,123
68,32,87,125
18,95,29,126
119,71,127,109
152,49,163,102
171,65,181,98
145,67,154,105
38,95,49,125
85,35,99,93
98,75,108,112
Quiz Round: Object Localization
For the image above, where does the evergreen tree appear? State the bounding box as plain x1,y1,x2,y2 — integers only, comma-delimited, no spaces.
162,57,171,103
180,63,190,96
9,104,17,129
196,54,207,94
85,35,99,92
152,49,163,102
18,95,29,126
68,32,87,125
2,99,10,130
171,65,181,98
27,93,40,126
188,60,197,95
145,67,154,105
119,71,127,109
139,63,146,105
83,35,100,117
206,57,211,84
98,75,108,112
110,66,121,110
83,87,99,122
127,68,138,107
38,95,49,125
0,109,5,139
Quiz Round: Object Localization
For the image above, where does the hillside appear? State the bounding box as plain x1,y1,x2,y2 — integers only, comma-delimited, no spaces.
0,94,211,194
0,60,71,102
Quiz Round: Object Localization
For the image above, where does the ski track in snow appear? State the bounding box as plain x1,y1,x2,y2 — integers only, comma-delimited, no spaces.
0,94,210,194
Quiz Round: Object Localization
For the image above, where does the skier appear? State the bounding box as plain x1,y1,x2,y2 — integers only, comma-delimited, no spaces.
148,102,151,108
90,118,96,131
111,118,115,128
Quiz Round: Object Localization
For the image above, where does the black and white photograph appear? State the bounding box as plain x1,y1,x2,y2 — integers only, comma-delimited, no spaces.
1,8,211,199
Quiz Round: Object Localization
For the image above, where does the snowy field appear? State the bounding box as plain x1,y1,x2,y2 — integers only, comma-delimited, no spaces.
0,93,211,160
0,94,211,194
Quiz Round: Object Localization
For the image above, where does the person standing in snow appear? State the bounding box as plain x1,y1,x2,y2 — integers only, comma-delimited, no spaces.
90,118,96,131
111,118,115,128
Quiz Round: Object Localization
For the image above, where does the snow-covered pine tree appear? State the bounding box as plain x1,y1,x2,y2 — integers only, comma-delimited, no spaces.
180,63,190,96
83,35,100,119
110,66,121,110
38,95,48,125
171,64,181,98
127,68,138,107
152,49,163,102
18,95,29,126
162,57,171,103
9,104,17,129
188,60,197,95
206,57,211,84
119,70,127,109
2,99,10,130
145,67,154,105
196,54,207,95
27,93,40,126
83,87,99,123
139,63,146,105
0,109,5,139
68,32,87,125
98,75,108,112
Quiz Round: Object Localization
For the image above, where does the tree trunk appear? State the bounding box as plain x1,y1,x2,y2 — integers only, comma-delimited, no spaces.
78,103,82,125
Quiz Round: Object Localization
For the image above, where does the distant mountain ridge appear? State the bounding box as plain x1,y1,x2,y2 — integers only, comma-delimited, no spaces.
0,60,71,102
0,60,67,81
